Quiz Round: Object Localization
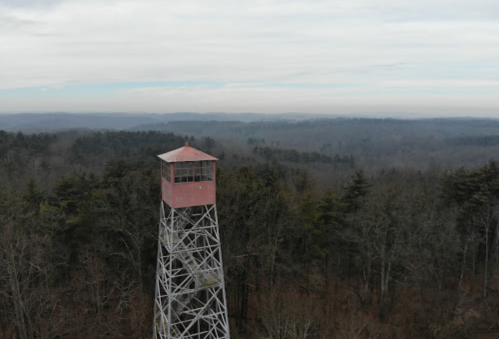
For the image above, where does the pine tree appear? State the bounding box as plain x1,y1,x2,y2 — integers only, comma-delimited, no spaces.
342,170,370,212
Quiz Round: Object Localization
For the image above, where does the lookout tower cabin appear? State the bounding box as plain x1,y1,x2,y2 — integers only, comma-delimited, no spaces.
157,142,218,209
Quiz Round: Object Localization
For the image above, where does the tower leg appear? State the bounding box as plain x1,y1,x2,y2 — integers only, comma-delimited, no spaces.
153,202,230,339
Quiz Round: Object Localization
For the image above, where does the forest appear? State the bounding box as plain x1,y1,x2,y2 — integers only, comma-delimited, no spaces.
2,117,499,339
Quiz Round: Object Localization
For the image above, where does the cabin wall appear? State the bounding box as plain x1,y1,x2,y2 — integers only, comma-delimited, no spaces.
161,178,216,208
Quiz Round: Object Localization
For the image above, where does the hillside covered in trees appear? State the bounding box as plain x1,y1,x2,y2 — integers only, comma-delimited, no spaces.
2,118,499,338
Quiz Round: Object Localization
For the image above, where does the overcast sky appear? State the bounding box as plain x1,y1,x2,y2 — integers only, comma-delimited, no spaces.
1,0,498,116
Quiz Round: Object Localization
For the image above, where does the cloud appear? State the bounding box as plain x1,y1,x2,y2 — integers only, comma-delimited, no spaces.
0,0,498,114
0,0,64,8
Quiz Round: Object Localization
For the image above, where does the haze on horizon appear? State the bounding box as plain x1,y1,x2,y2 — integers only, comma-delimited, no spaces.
0,0,498,117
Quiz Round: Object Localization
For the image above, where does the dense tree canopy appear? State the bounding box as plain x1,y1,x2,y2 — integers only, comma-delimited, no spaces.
1,127,499,338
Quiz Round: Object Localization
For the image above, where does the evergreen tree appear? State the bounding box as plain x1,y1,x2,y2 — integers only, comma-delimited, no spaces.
342,170,370,212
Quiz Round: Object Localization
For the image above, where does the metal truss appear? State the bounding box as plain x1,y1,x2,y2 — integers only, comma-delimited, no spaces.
153,202,230,339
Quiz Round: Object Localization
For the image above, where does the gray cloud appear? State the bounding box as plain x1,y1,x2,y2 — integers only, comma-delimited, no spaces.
0,0,65,9
0,0,498,114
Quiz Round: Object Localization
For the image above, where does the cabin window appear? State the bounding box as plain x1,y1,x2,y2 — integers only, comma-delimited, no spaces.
174,162,194,183
161,161,171,182
174,161,213,183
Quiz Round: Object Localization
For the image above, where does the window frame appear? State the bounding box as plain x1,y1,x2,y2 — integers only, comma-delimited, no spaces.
161,160,171,182
174,161,213,183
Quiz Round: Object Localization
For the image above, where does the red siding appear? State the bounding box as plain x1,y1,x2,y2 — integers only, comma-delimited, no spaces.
162,178,216,208
161,163,217,208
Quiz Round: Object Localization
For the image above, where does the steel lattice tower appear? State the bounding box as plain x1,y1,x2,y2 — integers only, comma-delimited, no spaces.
153,143,230,339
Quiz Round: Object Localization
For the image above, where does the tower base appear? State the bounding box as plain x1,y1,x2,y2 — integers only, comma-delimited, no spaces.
153,202,230,339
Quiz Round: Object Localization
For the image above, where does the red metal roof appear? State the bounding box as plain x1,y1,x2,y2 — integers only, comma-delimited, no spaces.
157,142,218,163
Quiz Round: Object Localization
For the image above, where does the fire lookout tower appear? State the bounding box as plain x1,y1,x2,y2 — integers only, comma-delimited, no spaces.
153,142,230,339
